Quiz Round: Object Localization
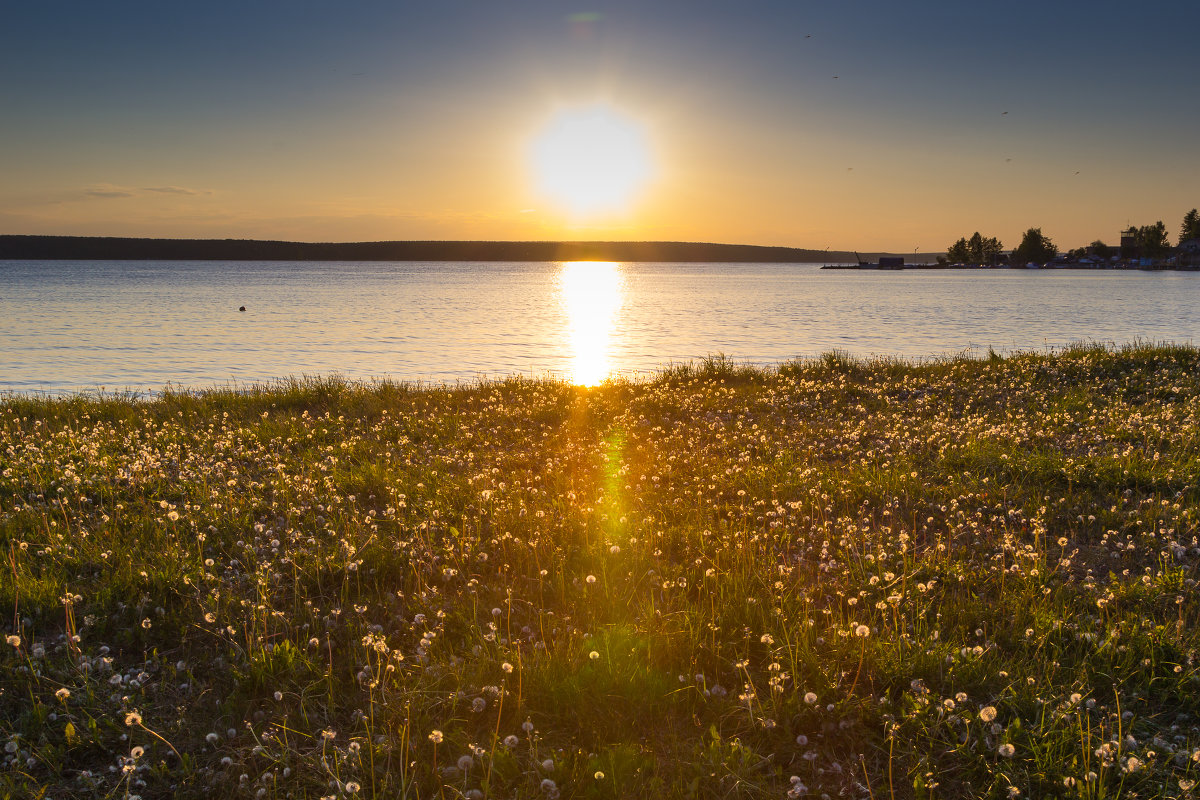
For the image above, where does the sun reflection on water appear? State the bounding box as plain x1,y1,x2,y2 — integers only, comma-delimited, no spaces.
559,261,624,385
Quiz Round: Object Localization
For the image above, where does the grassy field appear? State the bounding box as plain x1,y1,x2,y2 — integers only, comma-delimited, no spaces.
3,343,1200,799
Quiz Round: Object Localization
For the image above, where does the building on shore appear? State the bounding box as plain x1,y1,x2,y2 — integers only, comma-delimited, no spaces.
1178,238,1200,267
1120,227,1139,259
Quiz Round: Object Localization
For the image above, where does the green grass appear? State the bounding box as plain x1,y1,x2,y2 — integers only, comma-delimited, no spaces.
3,344,1200,798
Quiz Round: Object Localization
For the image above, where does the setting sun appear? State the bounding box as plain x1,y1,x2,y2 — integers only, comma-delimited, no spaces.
529,105,653,215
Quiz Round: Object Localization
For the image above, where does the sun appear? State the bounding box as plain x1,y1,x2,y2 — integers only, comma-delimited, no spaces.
529,105,653,215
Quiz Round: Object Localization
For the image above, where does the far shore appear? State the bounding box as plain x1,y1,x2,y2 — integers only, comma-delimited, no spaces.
0,235,887,264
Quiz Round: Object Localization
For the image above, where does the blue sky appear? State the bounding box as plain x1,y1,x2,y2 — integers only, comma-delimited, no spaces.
2,0,1197,249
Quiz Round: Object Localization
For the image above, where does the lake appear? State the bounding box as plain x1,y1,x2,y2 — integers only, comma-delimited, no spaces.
2,260,1198,394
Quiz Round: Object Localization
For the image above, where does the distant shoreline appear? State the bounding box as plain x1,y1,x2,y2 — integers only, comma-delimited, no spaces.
0,235,891,264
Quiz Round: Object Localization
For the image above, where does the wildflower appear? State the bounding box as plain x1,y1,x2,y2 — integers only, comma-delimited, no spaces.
428,730,443,744
795,734,808,746
594,771,605,779
5,635,19,648
979,706,997,723
503,735,519,748
585,574,596,584
804,692,818,704
55,688,71,701
522,719,535,733
130,746,144,759
125,711,142,726
854,624,870,638
589,651,600,660
501,662,514,673
274,691,283,701
1124,756,1142,773
457,755,473,772
541,758,555,771
998,743,1015,758
345,781,361,793
540,778,557,793
206,732,220,744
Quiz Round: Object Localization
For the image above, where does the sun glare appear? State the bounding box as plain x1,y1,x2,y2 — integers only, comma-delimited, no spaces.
530,105,652,215
560,261,624,385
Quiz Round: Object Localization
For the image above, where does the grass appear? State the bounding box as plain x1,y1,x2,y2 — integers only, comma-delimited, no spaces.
3,343,1200,798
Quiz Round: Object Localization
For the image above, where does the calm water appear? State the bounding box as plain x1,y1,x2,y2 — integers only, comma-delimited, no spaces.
2,260,1198,394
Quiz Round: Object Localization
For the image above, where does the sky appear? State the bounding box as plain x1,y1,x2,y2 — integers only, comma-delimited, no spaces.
2,0,1198,252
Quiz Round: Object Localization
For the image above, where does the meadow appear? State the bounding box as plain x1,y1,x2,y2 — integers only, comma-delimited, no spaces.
3,343,1200,799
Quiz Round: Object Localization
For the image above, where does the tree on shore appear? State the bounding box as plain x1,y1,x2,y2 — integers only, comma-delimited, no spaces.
946,232,1003,265
1090,240,1112,258
1130,221,1171,259
1181,209,1200,244
1010,227,1057,265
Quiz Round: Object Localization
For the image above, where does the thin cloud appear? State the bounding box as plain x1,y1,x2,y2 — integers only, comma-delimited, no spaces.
142,186,212,196
79,183,213,200
84,188,136,199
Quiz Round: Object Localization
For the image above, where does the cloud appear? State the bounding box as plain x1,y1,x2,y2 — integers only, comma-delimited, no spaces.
142,186,213,196
77,183,213,200
84,188,137,199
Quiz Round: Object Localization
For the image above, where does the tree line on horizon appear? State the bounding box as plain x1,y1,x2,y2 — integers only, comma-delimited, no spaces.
942,207,1200,265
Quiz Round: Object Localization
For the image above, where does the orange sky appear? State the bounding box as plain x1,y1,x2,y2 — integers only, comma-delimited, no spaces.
2,2,1198,253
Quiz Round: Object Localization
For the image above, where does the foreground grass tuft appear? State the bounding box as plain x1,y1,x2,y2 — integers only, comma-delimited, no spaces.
3,344,1200,798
